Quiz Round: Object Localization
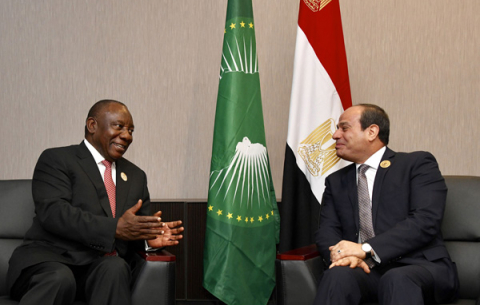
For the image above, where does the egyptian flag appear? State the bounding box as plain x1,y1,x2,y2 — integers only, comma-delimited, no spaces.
279,0,352,252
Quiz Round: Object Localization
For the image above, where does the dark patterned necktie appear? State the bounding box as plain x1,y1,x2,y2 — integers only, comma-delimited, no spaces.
358,164,375,267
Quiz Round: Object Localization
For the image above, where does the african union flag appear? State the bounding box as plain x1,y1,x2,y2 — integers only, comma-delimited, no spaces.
203,1,280,304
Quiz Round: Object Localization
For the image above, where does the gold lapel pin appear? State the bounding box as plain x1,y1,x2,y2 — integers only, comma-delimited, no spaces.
121,172,128,181
380,160,391,168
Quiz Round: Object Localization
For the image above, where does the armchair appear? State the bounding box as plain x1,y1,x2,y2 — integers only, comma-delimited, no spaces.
0,179,176,305
276,176,480,305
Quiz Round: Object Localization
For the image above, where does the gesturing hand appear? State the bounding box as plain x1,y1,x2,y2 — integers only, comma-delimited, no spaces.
147,217,184,248
115,200,165,241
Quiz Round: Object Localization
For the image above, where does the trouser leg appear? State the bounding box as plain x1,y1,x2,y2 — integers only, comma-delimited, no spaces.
80,256,132,305
378,265,435,305
11,262,76,305
314,266,381,305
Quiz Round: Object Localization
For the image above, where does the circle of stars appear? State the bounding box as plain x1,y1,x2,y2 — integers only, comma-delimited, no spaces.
225,21,254,33
208,205,274,225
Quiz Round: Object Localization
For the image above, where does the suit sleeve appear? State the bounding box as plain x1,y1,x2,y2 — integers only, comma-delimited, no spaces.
369,152,447,263
32,149,118,252
315,177,343,264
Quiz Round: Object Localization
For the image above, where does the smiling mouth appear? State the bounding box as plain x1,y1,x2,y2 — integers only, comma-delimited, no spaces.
113,143,128,151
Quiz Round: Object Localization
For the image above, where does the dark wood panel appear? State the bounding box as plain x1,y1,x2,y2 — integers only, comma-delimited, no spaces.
151,202,187,300
186,202,212,299
151,201,218,301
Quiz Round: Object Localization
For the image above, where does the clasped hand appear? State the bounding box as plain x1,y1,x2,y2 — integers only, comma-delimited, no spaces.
115,200,184,248
329,240,370,273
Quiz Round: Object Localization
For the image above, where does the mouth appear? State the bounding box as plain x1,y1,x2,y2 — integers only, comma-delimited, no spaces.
112,143,128,152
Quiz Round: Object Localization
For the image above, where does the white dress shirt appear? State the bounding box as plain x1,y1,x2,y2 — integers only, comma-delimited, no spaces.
84,139,117,185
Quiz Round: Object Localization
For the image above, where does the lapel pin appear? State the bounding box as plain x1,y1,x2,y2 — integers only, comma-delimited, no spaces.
121,172,128,181
380,160,391,168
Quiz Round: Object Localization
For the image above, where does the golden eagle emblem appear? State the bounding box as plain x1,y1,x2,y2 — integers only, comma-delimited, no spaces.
298,118,340,176
303,0,333,12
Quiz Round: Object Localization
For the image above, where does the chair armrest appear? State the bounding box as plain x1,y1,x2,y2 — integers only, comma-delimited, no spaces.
131,250,176,305
276,244,320,260
138,250,176,262
276,244,322,305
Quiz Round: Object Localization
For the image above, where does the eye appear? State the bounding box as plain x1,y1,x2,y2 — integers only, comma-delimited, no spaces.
128,129,134,134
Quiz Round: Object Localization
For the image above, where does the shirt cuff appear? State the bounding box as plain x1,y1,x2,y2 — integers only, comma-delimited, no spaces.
371,248,381,264
144,240,162,252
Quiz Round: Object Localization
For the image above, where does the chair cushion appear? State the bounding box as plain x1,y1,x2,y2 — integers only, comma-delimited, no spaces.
0,180,35,239
442,176,480,240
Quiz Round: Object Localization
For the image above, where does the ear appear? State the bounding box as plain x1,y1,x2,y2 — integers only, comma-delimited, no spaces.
86,117,97,134
366,124,380,142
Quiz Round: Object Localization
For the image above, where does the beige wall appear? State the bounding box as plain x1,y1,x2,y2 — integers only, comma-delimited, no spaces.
1,0,478,200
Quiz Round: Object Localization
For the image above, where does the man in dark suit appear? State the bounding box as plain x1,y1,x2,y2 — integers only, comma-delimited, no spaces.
314,104,458,304
7,100,184,305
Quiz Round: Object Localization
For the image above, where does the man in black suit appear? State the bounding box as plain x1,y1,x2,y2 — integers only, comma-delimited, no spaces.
7,100,183,305
314,104,458,304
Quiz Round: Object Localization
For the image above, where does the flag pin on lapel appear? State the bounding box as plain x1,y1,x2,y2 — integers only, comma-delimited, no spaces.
380,160,391,168
121,172,127,181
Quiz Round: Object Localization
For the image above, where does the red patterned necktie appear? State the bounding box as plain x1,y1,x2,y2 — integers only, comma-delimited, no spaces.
102,160,117,256
101,160,116,218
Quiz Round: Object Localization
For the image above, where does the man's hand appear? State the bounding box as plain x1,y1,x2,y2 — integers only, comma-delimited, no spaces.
115,200,166,241
329,256,371,274
329,240,365,262
147,215,184,248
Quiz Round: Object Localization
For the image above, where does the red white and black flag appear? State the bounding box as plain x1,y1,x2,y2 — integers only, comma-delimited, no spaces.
279,0,352,252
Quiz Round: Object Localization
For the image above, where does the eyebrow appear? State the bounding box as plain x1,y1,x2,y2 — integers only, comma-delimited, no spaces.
337,121,350,128
112,120,134,128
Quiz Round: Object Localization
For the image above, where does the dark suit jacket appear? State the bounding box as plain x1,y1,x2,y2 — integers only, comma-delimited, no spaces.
7,142,150,290
315,147,458,302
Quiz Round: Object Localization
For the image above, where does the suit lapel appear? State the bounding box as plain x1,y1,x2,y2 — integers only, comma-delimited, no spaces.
371,147,395,228
76,142,113,217
115,158,131,217
343,164,360,231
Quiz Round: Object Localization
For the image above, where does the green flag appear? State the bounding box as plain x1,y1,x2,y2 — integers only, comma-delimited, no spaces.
203,1,280,304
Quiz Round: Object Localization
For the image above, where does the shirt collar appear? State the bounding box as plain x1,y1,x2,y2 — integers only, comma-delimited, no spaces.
84,139,113,165
356,146,386,171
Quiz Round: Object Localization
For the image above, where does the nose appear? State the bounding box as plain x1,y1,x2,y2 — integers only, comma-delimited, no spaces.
120,128,133,142
332,129,341,140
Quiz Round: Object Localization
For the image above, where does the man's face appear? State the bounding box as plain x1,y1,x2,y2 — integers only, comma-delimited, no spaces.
89,103,134,162
332,106,370,163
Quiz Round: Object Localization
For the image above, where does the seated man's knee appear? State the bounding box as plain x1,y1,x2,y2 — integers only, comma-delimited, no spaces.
92,256,131,280
32,262,76,296
379,267,417,290
319,266,363,291
316,267,366,304
378,267,430,304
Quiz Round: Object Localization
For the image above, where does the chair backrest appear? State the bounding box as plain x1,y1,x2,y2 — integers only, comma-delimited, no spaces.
0,180,35,296
442,176,480,300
